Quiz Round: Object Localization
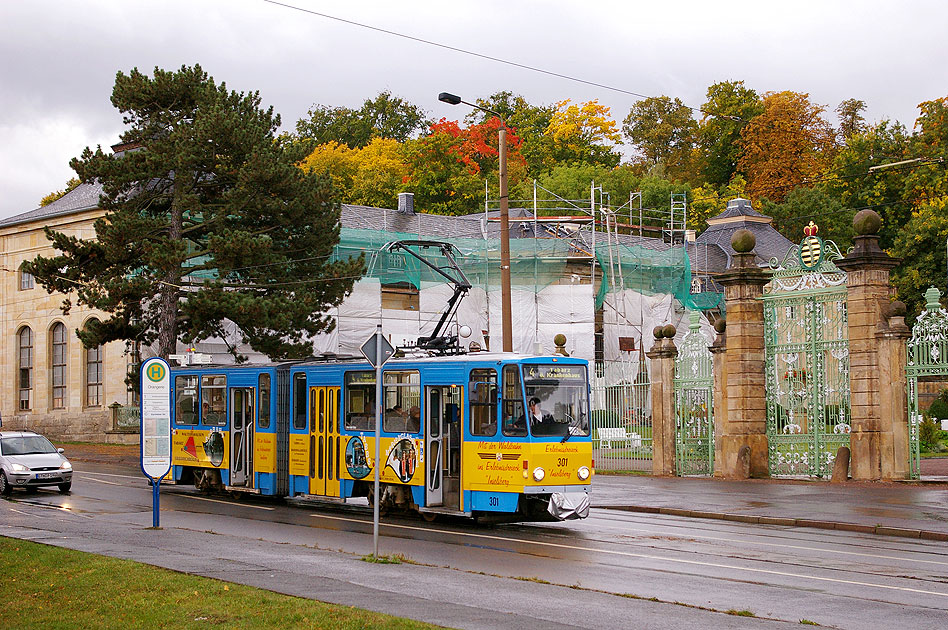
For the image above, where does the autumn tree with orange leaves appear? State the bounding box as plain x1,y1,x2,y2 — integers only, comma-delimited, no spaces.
737,91,836,203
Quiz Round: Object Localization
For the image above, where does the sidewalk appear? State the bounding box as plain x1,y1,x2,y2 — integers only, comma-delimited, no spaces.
63,443,948,541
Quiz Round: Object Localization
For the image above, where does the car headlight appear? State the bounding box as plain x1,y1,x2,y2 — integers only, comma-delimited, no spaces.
577,466,590,481
11,463,29,473
60,461,72,470
532,467,545,482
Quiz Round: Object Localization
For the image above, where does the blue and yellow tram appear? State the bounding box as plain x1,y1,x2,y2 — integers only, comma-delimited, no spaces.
169,353,592,521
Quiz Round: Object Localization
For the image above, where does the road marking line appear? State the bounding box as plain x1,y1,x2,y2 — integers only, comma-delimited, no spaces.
181,495,275,511
590,513,948,568
82,476,121,486
310,513,948,599
76,471,140,480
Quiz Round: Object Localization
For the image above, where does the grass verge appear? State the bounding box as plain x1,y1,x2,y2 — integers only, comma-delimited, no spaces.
0,536,440,630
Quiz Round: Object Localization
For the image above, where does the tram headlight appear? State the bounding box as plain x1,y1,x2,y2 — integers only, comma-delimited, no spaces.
532,467,546,482
577,466,590,481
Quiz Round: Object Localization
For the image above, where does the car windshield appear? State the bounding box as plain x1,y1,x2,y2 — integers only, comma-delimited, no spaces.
0,436,58,456
523,364,590,439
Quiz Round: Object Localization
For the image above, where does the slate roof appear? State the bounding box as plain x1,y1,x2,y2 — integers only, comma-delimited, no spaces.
0,182,104,229
0,184,676,258
694,198,795,270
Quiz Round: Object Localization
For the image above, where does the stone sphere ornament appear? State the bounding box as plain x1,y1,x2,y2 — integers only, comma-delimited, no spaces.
653,326,664,339
853,209,882,235
662,324,677,339
713,318,727,334
731,229,756,253
553,333,567,346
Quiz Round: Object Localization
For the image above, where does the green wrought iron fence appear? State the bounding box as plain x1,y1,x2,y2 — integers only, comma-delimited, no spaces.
906,287,948,479
591,359,652,472
763,230,850,478
674,311,713,476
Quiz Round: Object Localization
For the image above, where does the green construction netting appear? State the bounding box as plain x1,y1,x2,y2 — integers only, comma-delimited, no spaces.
333,228,722,311
334,228,574,291
594,242,722,311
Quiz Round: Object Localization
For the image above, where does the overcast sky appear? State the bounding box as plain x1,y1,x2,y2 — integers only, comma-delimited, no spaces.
2,0,946,220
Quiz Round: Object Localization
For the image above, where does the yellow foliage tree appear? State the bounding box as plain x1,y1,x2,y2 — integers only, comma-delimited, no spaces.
737,91,836,203
299,142,358,197
349,138,409,208
546,99,622,167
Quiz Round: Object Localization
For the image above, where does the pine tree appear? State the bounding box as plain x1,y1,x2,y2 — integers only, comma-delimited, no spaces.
25,64,363,361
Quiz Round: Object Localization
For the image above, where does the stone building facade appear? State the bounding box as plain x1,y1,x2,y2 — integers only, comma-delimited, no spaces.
0,189,135,443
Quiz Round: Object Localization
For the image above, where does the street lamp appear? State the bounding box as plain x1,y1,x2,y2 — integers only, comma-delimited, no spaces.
439,92,513,353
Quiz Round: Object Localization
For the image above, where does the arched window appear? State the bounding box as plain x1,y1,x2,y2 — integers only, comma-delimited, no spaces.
85,321,103,407
17,326,33,411
50,322,67,409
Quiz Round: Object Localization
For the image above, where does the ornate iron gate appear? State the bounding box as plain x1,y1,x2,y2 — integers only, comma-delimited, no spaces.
674,311,713,476
906,287,947,479
763,227,850,477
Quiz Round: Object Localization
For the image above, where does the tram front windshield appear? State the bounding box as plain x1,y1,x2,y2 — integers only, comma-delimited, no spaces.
523,364,590,438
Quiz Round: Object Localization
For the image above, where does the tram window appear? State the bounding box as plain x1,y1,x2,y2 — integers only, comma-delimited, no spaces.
383,370,420,434
175,375,198,425
502,365,526,437
201,375,226,426
523,364,590,438
345,371,376,431
293,373,307,430
469,369,497,437
258,373,271,429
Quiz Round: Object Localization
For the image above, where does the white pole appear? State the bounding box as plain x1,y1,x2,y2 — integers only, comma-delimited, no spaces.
373,324,382,557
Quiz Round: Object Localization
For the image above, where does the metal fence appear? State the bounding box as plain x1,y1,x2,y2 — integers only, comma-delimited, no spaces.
591,359,652,472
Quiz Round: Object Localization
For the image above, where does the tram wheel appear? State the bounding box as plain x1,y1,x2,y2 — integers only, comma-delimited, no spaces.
420,511,438,523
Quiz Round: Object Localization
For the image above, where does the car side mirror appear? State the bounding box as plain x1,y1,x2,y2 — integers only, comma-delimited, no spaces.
58,448,65,454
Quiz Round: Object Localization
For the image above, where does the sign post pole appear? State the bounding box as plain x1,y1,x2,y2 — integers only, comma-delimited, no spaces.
140,357,172,528
373,326,382,557
360,325,394,558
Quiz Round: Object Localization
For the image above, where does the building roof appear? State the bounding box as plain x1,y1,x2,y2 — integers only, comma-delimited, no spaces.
0,182,104,229
695,198,795,270
2,184,676,255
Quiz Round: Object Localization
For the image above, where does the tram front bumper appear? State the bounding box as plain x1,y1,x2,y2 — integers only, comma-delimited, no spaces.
547,490,590,520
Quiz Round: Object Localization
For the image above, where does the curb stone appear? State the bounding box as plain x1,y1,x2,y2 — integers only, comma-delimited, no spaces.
603,505,948,541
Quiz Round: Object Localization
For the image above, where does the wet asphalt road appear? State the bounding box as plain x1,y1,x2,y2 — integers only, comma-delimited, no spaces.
3,461,948,629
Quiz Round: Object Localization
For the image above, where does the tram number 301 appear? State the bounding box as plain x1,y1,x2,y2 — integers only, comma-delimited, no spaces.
557,457,568,467
488,496,499,507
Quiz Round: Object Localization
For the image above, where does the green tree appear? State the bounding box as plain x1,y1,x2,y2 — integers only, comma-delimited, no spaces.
39,177,81,207
891,199,948,318
758,187,853,250
836,98,868,142
822,121,911,250
24,64,362,361
622,96,697,177
698,80,764,187
295,91,430,148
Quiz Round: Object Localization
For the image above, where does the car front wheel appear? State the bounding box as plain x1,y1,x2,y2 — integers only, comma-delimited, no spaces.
58,481,71,494
0,471,11,496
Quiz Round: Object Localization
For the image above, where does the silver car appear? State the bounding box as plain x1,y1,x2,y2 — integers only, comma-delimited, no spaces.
0,431,73,495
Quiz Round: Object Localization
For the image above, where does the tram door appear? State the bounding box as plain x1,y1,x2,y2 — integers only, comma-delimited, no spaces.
229,388,254,487
425,385,461,510
425,387,444,507
309,386,340,497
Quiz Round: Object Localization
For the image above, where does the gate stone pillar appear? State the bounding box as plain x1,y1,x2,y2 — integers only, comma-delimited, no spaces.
710,319,728,478
879,302,911,479
717,230,771,478
836,210,902,480
647,325,678,476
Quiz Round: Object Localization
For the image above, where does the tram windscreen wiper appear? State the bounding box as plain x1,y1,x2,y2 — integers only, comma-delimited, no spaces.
560,412,582,443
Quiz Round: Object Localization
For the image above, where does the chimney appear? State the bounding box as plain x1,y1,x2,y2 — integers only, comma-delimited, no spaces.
397,192,415,215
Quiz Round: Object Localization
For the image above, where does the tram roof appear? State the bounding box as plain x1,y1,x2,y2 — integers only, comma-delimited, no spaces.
168,352,588,371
